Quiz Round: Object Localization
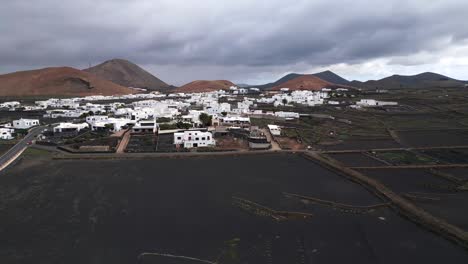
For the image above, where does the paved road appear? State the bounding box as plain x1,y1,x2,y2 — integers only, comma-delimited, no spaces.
0,125,46,169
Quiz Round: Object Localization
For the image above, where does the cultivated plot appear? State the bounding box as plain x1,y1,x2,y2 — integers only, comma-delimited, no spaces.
0,154,467,264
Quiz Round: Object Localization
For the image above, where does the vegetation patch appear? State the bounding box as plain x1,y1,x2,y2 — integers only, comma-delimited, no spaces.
375,150,437,165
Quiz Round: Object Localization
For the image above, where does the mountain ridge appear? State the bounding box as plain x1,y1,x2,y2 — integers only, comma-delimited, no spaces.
351,72,467,89
251,70,350,90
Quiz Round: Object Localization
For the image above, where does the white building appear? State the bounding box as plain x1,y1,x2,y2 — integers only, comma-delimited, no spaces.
53,123,89,133
132,119,157,133
173,130,215,148
204,102,231,115
89,118,131,132
86,115,130,132
86,115,109,124
0,128,14,140
356,99,398,107
44,109,85,118
267,124,281,136
274,111,300,119
221,116,251,126
0,101,20,109
12,118,39,129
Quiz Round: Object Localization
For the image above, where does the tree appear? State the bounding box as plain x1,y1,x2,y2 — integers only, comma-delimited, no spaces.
221,111,228,117
176,122,192,129
282,98,288,105
199,113,212,127
104,123,115,131
157,117,171,123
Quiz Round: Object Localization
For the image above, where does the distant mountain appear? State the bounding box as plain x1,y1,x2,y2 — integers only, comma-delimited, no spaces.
175,80,236,93
312,70,351,86
351,72,467,89
84,59,172,91
253,70,350,90
271,75,335,91
0,67,135,97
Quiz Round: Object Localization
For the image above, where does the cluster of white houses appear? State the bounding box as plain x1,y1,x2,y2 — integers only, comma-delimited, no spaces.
0,118,41,140
0,85,399,145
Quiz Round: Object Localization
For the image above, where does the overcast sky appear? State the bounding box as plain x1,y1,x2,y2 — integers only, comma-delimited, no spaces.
1,0,468,85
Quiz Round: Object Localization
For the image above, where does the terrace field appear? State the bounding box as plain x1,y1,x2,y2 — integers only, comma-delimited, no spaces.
396,129,468,148
0,153,467,263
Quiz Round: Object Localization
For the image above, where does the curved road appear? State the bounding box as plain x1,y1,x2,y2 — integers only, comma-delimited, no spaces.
0,125,46,170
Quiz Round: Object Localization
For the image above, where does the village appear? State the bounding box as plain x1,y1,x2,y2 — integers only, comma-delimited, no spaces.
0,86,398,154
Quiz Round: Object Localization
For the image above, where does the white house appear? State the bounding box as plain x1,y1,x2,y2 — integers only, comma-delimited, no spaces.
132,119,157,133
267,124,281,136
204,102,231,115
173,130,215,148
12,118,40,129
0,128,14,140
53,123,89,133
128,109,150,121
86,117,131,132
107,118,131,132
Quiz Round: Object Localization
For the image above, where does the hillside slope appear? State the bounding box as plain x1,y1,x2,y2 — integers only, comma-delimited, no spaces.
254,70,350,89
271,75,335,91
0,67,135,97
84,59,171,91
175,80,235,93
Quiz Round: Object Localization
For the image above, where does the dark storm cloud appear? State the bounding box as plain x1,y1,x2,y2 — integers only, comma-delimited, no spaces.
1,0,468,84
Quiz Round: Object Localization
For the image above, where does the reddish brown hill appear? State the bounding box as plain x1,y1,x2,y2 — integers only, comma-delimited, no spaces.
175,80,235,93
84,59,171,91
271,75,338,91
0,67,135,97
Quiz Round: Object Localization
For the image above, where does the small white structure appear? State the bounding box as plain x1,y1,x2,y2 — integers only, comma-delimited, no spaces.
173,130,215,148
12,118,39,129
0,101,20,109
221,116,251,126
53,123,89,133
274,111,300,119
356,99,398,107
0,128,14,140
267,124,281,136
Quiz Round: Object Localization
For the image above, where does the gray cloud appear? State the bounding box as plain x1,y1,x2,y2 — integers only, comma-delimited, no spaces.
1,0,468,85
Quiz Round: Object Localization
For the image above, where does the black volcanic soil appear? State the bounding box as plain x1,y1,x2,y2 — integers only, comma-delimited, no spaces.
0,154,467,264
358,168,468,231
